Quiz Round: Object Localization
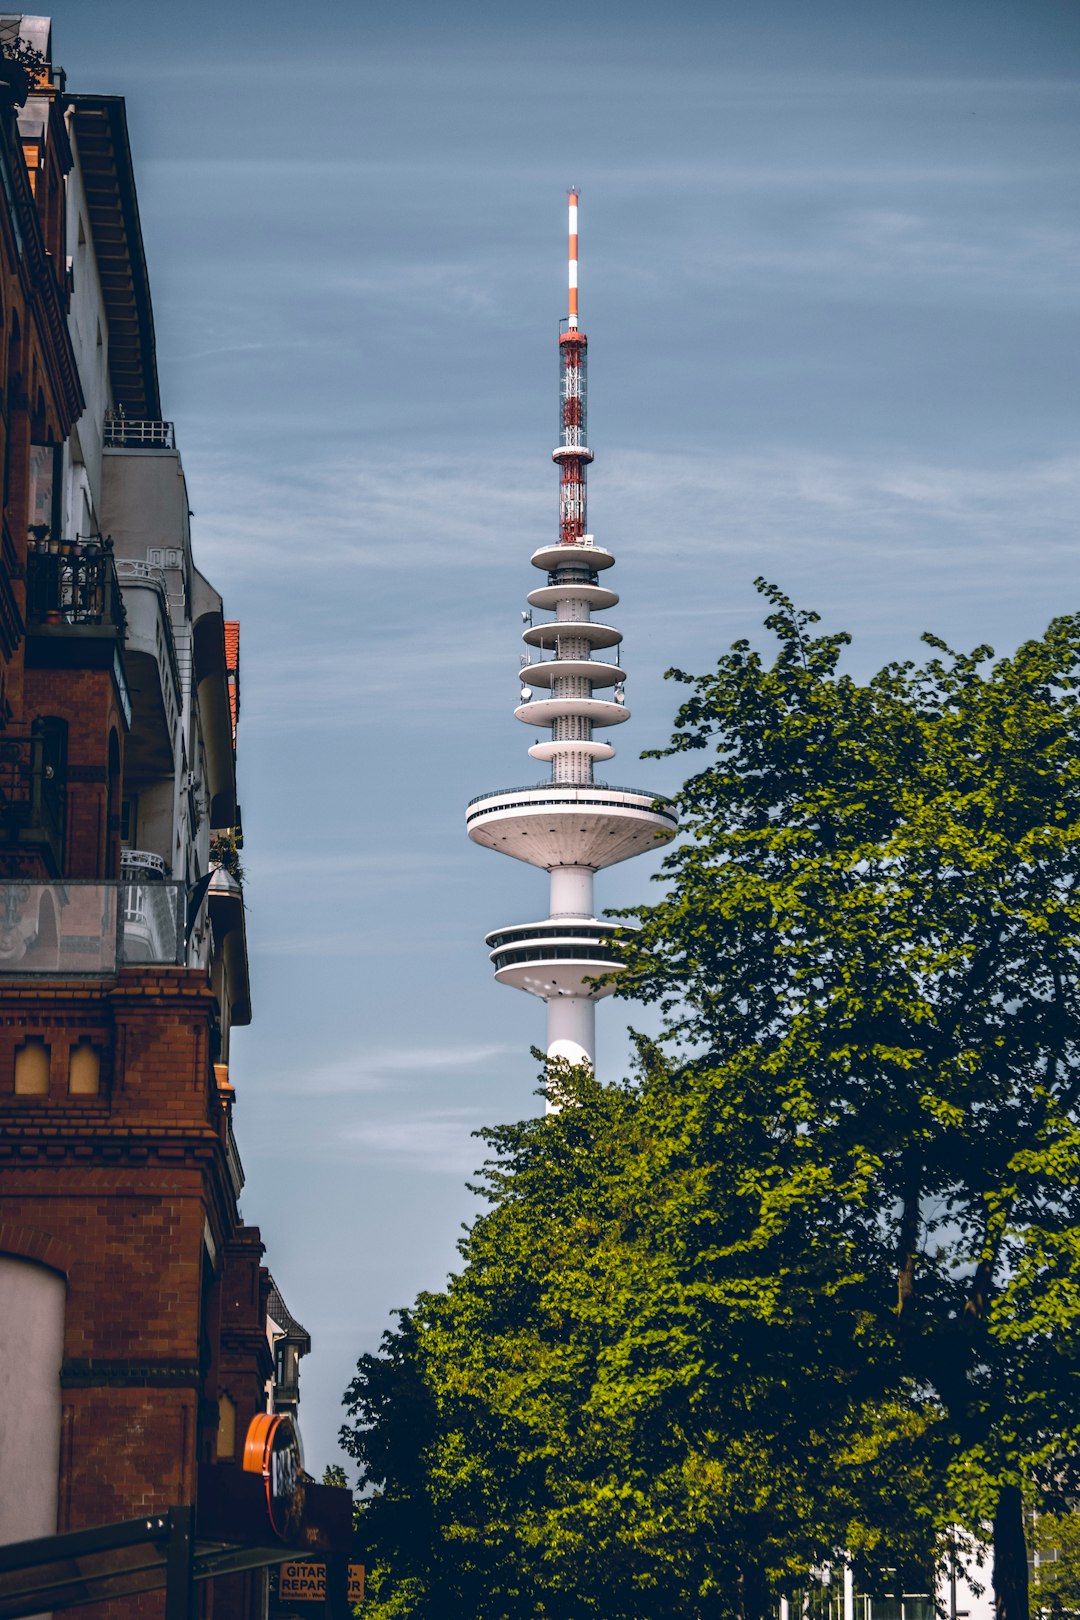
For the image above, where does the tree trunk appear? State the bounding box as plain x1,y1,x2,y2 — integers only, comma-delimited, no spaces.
993,1483,1029,1620
735,1557,771,1620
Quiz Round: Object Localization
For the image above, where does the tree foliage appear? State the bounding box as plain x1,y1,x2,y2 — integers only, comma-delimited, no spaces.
342,586,1080,1619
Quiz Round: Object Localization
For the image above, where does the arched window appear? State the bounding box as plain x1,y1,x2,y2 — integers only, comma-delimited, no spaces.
68,1039,100,1096
14,1038,50,1095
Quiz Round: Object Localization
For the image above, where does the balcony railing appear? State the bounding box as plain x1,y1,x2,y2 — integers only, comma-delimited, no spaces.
0,722,66,875
120,848,170,881
26,540,126,635
114,558,169,592
467,782,676,808
103,418,175,450
0,880,185,973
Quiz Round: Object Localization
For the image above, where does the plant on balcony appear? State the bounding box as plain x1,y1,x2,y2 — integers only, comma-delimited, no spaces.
0,25,47,104
209,831,245,889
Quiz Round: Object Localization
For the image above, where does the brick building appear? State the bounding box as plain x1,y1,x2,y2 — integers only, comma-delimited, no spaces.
0,18,313,1612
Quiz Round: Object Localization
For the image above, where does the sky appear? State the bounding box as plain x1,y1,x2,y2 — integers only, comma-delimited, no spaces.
41,0,1080,1474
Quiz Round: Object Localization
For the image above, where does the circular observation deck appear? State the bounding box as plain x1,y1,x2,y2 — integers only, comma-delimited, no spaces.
519,657,622,690
522,621,622,652
530,542,615,575
514,695,629,728
527,739,614,766
485,916,622,999
527,581,619,612
466,782,677,871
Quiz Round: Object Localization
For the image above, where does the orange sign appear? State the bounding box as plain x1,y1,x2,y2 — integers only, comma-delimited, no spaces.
242,1413,303,1538
279,1562,365,1604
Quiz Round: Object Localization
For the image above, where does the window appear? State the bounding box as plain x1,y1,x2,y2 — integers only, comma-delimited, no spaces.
68,1039,100,1096
27,442,59,540
14,1038,50,1095
216,1393,236,1459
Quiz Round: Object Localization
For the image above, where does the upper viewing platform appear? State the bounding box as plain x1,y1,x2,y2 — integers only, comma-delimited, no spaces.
531,539,614,575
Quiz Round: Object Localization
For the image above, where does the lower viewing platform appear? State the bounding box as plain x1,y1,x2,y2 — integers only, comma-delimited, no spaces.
485,916,623,999
466,781,678,870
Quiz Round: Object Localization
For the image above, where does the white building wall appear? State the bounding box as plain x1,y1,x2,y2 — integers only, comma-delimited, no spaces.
62,111,112,539
0,1257,65,1544
938,1545,995,1620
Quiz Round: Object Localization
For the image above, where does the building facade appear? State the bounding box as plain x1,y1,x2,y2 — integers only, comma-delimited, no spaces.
0,17,311,1611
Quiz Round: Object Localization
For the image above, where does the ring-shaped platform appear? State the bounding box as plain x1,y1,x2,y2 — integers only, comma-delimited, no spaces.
527,583,619,612
514,696,630,727
523,622,622,652
531,543,615,574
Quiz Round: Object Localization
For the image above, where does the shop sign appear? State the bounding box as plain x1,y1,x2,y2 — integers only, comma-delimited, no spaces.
242,1412,303,1538
279,1561,365,1603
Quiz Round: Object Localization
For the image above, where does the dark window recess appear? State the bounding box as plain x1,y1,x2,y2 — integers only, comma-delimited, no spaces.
492,945,618,971
0,716,67,875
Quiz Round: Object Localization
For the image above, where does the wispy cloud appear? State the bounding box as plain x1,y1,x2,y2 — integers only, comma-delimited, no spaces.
188,442,1080,592
186,440,1080,592
183,450,547,585
677,211,1080,303
600,447,1080,557
340,1107,497,1173
249,850,466,880
257,1040,515,1097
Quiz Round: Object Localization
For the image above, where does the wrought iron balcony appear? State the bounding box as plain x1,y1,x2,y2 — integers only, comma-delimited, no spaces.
25,539,126,636
0,722,66,876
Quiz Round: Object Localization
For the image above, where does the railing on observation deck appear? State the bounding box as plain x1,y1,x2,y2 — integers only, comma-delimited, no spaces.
467,782,675,808
0,880,186,974
103,418,175,449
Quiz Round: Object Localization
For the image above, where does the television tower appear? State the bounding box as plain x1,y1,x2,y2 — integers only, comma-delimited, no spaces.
466,192,677,1091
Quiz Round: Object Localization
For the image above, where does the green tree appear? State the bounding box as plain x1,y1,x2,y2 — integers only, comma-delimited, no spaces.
343,1058,940,1618
613,583,1080,1620
1032,1512,1080,1618
342,587,1080,1619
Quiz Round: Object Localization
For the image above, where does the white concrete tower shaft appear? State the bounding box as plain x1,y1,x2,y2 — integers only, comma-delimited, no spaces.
466,193,676,1099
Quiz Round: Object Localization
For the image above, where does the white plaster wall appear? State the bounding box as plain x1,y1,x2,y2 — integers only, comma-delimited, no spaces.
134,778,177,869
101,449,192,561
0,1257,65,1543
63,111,111,535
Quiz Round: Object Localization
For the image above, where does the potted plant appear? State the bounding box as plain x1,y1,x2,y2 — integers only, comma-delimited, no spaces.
0,29,47,107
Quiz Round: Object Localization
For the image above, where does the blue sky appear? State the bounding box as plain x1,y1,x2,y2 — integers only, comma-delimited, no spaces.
45,0,1080,1472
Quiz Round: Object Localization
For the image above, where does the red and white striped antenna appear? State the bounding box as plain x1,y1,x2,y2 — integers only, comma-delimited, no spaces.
567,188,579,329
554,189,592,543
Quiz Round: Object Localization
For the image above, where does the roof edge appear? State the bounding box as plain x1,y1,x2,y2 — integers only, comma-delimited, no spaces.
65,92,161,420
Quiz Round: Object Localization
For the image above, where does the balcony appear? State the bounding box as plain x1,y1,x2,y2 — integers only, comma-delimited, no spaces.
103,418,175,450
113,559,182,778
26,539,126,637
120,848,170,881
0,880,185,973
0,722,66,876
